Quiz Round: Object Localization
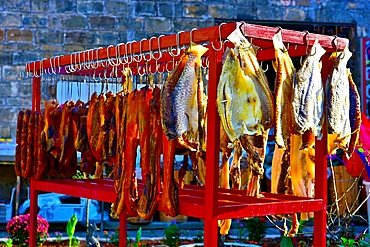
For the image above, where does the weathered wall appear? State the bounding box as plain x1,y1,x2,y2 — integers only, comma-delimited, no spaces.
0,0,369,141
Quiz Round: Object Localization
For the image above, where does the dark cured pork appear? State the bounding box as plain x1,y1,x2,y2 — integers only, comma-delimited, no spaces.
59,101,77,177
34,111,46,179
20,109,31,178
114,93,127,215
87,92,101,162
160,135,178,217
15,111,24,176
137,87,162,220
123,91,139,217
24,111,36,178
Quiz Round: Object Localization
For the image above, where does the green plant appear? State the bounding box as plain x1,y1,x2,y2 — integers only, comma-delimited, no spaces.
66,214,78,247
5,213,49,246
0,238,12,247
245,217,267,243
108,228,120,246
163,220,181,247
235,219,248,240
337,233,370,247
127,227,142,247
55,231,63,243
193,230,204,243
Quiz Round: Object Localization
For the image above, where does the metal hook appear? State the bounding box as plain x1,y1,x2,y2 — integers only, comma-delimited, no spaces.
304,30,310,55
169,31,184,57
107,45,116,66
154,35,164,60
190,28,197,48
261,61,268,73
124,42,133,64
211,22,225,51
142,38,152,62
131,38,145,63
276,26,283,34
116,43,124,65
332,35,344,60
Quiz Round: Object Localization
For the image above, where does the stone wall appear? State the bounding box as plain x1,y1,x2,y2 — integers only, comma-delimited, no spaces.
0,0,369,215
0,0,369,142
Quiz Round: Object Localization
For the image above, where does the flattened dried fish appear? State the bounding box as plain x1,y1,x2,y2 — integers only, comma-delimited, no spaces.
273,31,295,150
217,48,263,142
161,43,208,141
293,39,326,143
326,47,352,154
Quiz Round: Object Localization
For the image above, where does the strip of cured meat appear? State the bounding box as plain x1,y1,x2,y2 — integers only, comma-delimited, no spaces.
15,111,24,177
34,111,46,180
113,93,128,215
59,101,77,177
87,92,101,162
347,71,361,158
20,109,31,178
160,135,178,217
137,87,162,220
229,140,242,189
24,111,36,178
123,91,139,217
218,149,232,235
101,91,115,164
272,31,295,150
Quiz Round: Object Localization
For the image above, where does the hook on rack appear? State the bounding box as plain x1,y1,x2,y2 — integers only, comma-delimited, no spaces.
169,31,184,57
151,35,164,60
260,61,268,73
332,35,344,60
190,28,197,49
276,26,283,34
211,22,225,51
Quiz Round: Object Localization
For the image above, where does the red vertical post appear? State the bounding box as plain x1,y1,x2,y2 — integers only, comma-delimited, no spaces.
29,178,38,247
313,53,329,246
204,43,222,246
119,210,127,247
29,75,41,247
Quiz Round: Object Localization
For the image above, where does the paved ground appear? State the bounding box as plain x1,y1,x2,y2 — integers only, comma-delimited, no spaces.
0,214,369,243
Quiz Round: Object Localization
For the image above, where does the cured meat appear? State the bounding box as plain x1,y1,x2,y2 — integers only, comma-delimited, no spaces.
32,111,39,177
20,109,31,178
24,111,36,178
123,91,139,217
229,140,243,189
137,87,152,186
101,91,115,164
293,39,326,148
326,47,352,154
34,111,46,180
160,135,178,217
48,105,62,161
15,111,24,177
217,48,263,143
347,71,361,158
59,101,77,177
113,93,128,215
87,92,102,162
290,134,314,221
218,149,232,235
272,31,295,150
137,87,163,220
161,43,208,141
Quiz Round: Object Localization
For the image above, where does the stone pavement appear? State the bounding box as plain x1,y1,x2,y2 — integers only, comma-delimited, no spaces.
0,216,369,243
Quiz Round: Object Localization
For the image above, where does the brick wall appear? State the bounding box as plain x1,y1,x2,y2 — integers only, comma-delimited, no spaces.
0,0,369,142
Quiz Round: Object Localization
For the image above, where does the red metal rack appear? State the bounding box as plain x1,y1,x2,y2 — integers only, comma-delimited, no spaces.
26,22,349,247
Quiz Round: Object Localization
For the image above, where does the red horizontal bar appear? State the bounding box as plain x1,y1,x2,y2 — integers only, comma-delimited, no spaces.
217,199,324,219
241,22,348,52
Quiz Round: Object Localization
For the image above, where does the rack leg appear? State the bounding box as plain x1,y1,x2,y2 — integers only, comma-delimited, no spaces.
29,178,38,247
119,210,127,247
204,217,219,246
